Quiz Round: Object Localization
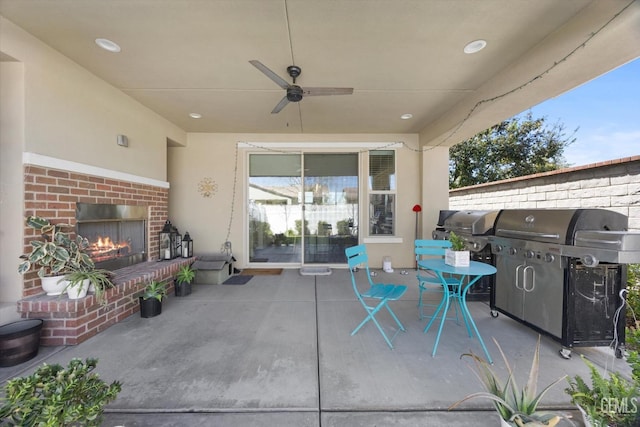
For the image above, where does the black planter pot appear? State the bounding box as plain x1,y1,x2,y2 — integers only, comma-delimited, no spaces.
139,297,162,318
0,319,44,367
174,280,192,297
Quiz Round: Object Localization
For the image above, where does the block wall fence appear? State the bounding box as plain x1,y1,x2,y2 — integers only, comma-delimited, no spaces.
448,156,640,231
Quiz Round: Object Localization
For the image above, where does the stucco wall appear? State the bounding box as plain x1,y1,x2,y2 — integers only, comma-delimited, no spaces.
168,135,442,269
449,156,640,231
0,16,185,310
0,61,25,307
0,16,186,180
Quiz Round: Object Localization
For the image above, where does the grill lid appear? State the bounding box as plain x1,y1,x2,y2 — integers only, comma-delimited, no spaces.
494,209,628,245
443,210,500,236
436,210,458,227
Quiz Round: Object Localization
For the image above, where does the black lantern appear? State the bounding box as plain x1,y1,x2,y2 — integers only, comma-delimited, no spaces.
159,220,180,260
181,232,193,258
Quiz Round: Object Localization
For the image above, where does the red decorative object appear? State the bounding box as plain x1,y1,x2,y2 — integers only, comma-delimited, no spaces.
413,204,422,268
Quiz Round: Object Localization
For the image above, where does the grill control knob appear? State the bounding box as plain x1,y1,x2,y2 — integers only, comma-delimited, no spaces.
494,245,503,253
525,250,535,259
508,247,517,256
472,241,481,250
544,253,555,263
582,254,599,268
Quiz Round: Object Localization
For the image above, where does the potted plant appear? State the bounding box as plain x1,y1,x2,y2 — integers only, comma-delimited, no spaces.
565,353,639,427
64,268,115,304
0,357,121,426
18,216,94,296
445,231,470,267
139,280,167,318
174,264,195,297
449,335,566,426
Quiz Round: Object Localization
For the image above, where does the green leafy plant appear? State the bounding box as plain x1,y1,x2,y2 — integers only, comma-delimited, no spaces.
141,280,167,302
64,268,115,306
0,358,121,427
565,354,639,427
175,264,196,285
448,231,467,251
18,216,94,278
449,335,565,426
626,264,639,354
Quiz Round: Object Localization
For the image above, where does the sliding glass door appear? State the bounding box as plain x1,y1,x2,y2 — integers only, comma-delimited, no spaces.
302,153,358,264
248,152,358,265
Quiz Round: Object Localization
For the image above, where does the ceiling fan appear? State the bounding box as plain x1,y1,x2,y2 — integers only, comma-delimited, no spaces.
249,60,354,114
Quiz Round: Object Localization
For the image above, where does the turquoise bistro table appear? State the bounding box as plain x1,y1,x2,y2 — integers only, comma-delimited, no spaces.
418,258,497,363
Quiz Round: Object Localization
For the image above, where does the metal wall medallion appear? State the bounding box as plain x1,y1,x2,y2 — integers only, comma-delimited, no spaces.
198,177,218,198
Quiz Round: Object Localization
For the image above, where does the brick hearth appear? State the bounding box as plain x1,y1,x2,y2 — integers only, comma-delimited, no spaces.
19,162,178,345
18,258,193,346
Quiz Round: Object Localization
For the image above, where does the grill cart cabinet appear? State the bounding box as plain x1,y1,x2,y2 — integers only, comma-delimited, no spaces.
565,261,627,353
492,251,566,339
492,256,627,358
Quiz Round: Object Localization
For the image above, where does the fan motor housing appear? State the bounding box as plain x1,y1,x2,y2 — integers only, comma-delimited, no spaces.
286,85,304,102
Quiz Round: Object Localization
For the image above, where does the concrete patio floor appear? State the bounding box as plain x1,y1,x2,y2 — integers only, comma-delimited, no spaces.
1,268,633,426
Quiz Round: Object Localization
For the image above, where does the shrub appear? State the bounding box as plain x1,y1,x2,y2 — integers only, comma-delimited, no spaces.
626,264,639,353
0,358,121,426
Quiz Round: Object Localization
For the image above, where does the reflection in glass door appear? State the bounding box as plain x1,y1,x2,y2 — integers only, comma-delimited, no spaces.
303,153,358,264
248,154,302,263
248,152,358,265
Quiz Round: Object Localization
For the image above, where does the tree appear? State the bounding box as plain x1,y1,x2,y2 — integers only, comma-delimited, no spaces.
449,112,576,188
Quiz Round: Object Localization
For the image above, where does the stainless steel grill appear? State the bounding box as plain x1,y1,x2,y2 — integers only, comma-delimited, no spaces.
489,208,640,358
434,210,500,251
432,210,501,300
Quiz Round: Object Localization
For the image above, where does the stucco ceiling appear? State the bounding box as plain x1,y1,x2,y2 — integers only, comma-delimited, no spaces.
1,0,639,146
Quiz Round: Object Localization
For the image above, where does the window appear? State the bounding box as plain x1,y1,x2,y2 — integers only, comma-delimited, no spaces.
368,150,395,235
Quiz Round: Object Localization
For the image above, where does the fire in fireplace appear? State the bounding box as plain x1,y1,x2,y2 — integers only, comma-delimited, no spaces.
76,203,147,270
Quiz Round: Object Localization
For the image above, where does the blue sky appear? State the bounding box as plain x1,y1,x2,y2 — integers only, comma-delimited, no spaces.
520,57,639,167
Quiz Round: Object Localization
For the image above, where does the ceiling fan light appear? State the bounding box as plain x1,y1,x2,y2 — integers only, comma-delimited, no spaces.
464,39,487,54
400,113,413,120
189,112,202,119
95,38,121,53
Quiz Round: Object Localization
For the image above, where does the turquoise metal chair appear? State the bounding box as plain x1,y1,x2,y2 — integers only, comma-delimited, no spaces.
345,244,407,349
415,239,460,322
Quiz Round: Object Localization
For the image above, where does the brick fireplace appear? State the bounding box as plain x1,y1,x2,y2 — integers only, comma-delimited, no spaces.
18,162,190,345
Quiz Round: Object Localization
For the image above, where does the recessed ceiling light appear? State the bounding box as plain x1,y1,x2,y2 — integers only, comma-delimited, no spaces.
400,113,413,120
95,38,121,53
189,113,202,119
463,39,487,54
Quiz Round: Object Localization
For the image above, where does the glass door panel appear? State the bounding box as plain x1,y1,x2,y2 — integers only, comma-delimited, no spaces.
302,153,358,264
248,154,302,263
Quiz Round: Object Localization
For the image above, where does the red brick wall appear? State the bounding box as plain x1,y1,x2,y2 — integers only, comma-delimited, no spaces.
22,165,169,297
19,164,181,346
18,258,191,346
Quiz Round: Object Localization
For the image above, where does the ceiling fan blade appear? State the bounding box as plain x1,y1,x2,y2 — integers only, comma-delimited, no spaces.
302,87,354,96
271,95,290,114
249,60,290,89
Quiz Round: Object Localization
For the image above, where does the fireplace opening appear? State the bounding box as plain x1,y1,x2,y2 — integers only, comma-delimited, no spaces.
76,203,147,270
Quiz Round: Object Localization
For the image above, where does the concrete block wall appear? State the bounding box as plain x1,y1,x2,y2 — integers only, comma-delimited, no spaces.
449,156,640,231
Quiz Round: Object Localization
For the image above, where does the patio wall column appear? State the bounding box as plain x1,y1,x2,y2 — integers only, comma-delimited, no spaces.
420,145,450,239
